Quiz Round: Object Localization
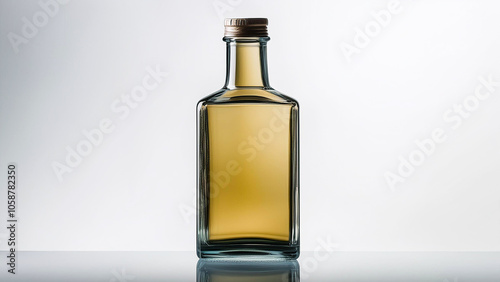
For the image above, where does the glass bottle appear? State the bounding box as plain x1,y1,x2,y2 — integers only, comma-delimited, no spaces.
197,18,299,259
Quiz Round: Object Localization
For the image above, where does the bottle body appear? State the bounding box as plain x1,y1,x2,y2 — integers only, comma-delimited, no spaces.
197,89,299,259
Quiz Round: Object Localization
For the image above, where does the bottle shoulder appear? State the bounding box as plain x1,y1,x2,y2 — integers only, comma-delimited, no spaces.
197,87,298,108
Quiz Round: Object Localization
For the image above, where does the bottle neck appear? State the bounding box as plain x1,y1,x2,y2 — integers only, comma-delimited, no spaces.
224,37,271,89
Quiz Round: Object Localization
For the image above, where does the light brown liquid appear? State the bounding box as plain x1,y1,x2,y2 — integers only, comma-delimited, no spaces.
207,103,291,241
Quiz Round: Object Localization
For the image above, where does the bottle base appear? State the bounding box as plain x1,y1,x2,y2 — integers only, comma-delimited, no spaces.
198,242,299,260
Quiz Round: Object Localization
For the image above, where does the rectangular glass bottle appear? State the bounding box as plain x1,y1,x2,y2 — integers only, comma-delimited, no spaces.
197,18,299,259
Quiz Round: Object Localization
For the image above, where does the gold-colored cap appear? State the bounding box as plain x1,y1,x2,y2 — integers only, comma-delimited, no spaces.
224,18,268,37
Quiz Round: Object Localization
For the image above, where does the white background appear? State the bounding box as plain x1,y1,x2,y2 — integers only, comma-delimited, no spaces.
1,0,500,252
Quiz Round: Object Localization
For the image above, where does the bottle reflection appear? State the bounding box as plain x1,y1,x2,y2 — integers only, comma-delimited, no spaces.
197,259,300,282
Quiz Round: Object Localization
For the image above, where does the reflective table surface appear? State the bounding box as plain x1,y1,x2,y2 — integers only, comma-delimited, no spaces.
0,251,499,281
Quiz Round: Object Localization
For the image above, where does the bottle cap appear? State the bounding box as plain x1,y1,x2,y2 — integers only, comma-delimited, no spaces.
224,18,268,37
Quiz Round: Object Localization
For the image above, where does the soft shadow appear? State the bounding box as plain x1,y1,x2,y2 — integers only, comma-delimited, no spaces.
196,259,300,282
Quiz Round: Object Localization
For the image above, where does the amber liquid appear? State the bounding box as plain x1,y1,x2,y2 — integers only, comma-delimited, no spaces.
206,103,292,242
